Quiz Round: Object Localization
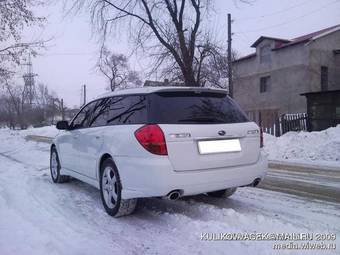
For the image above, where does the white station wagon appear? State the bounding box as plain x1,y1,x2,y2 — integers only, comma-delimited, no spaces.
51,87,267,217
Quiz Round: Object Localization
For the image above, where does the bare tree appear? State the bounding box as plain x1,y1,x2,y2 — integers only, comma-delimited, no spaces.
97,47,142,91
68,0,235,87
0,81,63,129
3,82,27,129
36,83,51,107
0,0,45,82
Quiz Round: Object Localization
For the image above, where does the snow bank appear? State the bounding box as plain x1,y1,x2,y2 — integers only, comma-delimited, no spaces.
23,125,60,137
0,125,60,138
264,125,340,168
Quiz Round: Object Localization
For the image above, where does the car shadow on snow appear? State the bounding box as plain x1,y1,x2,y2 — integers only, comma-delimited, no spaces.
39,173,260,222
137,194,248,221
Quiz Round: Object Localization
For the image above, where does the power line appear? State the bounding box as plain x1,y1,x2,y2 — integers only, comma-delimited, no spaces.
234,34,250,47
235,0,340,34
236,0,313,22
233,23,253,45
37,52,96,57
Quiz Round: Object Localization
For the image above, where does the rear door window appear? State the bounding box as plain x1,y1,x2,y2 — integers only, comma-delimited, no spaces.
71,101,97,129
89,95,147,127
148,91,249,124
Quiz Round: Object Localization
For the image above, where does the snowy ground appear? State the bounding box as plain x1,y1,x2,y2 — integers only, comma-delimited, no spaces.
264,125,340,169
0,127,339,255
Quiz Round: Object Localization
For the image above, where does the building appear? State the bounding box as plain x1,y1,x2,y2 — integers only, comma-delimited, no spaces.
144,79,184,87
233,25,340,128
301,89,340,131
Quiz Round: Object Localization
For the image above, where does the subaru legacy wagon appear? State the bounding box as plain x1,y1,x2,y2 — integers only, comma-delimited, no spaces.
51,87,268,217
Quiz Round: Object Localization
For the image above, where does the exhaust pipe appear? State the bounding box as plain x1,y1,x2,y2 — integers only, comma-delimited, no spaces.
166,190,181,200
252,178,261,187
240,178,262,188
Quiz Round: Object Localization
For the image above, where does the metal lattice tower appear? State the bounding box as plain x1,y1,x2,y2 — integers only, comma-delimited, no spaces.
22,54,38,105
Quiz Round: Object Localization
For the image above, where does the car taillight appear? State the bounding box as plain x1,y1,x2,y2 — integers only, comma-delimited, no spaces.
260,128,264,148
134,124,168,155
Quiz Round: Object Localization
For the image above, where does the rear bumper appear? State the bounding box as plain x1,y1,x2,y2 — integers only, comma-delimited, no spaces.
115,152,268,199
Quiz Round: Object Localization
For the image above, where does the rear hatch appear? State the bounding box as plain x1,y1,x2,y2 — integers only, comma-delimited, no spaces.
148,90,261,171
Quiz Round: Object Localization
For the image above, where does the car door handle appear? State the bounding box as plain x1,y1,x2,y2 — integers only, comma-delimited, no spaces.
95,136,100,140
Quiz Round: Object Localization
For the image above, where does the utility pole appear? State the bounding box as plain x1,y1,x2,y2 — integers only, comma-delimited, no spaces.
51,98,56,125
227,13,233,98
61,99,65,120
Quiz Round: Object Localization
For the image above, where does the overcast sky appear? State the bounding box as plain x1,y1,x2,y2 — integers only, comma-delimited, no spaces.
20,0,340,107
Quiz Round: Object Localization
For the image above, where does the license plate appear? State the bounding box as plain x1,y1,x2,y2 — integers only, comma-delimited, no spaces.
198,139,241,154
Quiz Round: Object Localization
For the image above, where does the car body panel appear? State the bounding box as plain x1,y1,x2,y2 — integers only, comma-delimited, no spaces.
160,122,261,171
111,151,267,199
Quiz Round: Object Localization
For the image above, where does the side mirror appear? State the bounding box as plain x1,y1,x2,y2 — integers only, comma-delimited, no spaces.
56,120,70,130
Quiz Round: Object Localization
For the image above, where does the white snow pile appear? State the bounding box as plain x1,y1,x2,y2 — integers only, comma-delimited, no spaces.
0,125,59,138
264,125,340,167
22,125,60,137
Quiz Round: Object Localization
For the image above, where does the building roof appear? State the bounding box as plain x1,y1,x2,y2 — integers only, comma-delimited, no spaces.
235,24,340,62
274,24,340,51
95,86,227,99
233,53,256,63
251,36,291,48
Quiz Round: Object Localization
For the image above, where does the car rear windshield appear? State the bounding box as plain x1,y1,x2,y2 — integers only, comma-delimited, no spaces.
148,91,249,124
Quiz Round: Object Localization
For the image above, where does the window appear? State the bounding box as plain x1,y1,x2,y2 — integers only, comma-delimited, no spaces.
260,76,271,93
71,101,97,129
89,95,147,127
321,66,328,91
88,98,110,127
148,91,249,124
260,44,271,63
245,111,256,122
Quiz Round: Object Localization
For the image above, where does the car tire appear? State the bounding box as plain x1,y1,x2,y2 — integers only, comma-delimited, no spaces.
50,146,70,183
100,158,137,217
207,188,237,198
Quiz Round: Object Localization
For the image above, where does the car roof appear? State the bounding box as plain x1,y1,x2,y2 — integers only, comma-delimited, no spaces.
96,86,228,99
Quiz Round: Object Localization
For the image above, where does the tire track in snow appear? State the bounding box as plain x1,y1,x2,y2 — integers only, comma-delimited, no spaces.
0,144,192,254
0,151,49,172
0,151,23,164
0,152,127,255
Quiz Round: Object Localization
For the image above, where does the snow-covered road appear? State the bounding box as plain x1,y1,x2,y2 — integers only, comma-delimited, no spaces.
0,128,339,255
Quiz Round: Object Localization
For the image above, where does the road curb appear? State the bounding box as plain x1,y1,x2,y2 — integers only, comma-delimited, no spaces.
269,160,340,175
25,135,53,144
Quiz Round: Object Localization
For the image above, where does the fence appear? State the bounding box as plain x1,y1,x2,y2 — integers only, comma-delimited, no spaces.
263,113,308,137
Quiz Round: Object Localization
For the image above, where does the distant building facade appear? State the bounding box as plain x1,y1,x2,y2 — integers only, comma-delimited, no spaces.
302,90,340,131
144,79,184,87
233,25,340,128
